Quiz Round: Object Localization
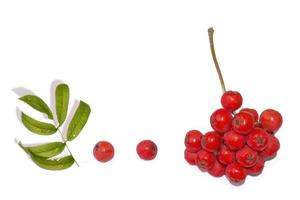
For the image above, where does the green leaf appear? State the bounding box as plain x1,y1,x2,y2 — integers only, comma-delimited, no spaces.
31,154,74,171
19,95,53,119
19,142,66,158
18,142,74,170
55,84,70,126
21,112,57,135
67,101,91,141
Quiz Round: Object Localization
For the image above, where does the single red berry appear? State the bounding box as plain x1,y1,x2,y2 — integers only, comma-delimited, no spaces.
240,108,259,122
259,109,283,133
136,140,158,161
208,160,225,177
201,131,222,152
260,134,280,160
223,130,246,151
184,149,198,165
247,156,265,176
217,144,235,165
210,108,233,133
196,150,215,171
221,91,243,112
184,130,202,152
225,162,247,184
236,146,258,168
232,112,255,135
93,141,115,163
247,128,269,151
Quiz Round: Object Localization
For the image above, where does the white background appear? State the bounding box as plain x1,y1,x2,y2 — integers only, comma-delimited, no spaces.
1,0,299,199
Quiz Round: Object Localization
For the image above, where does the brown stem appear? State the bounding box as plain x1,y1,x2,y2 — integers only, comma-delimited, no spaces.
208,27,226,93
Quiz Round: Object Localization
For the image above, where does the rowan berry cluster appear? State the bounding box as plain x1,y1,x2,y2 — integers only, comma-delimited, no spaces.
184,91,282,185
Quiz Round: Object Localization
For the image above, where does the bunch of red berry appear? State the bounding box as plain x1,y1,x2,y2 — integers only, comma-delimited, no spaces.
184,91,282,185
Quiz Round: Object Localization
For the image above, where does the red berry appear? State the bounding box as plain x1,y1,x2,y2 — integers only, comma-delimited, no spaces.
225,162,247,184
240,108,259,122
196,150,215,171
93,141,115,163
217,145,235,165
232,112,255,135
136,140,158,160
247,156,265,176
184,130,203,152
184,149,198,165
210,108,233,133
260,134,280,160
223,130,246,151
208,160,225,177
236,146,258,168
221,91,243,112
259,109,283,133
201,131,222,152
247,128,269,151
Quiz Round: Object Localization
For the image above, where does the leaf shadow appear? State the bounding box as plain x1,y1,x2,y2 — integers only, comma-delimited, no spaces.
14,138,51,147
15,107,23,125
12,87,35,97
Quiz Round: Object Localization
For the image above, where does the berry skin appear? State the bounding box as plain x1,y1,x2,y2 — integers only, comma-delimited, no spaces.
196,150,215,171
247,128,269,151
223,130,246,151
236,146,258,168
136,140,158,161
210,108,233,133
260,134,280,160
93,141,115,163
247,156,265,176
184,130,203,152
208,160,225,177
184,149,198,165
240,108,259,122
225,162,247,184
201,131,222,152
217,145,235,165
232,112,255,135
259,109,283,133
221,91,243,112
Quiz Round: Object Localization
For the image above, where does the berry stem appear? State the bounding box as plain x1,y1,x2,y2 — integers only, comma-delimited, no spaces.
208,27,226,93
57,127,80,167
